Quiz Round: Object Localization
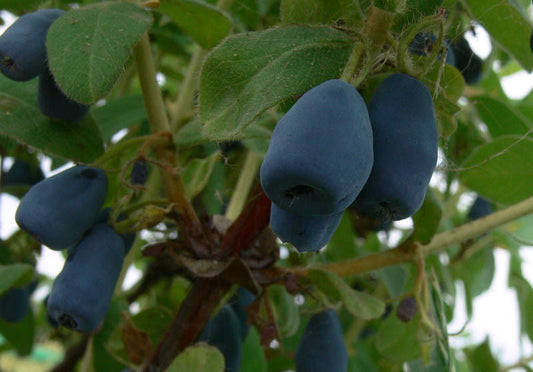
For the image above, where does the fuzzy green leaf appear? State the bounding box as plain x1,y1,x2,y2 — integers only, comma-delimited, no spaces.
0,75,104,162
0,309,34,356
199,26,352,140
47,2,153,104
0,264,34,295
458,136,533,205
158,0,233,49
182,152,220,199
464,0,533,72
411,190,442,245
167,344,225,372
268,285,300,337
307,268,385,320
280,0,365,28
472,96,531,137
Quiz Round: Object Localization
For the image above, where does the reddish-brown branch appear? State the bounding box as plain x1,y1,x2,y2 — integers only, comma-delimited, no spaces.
221,185,271,257
141,278,232,371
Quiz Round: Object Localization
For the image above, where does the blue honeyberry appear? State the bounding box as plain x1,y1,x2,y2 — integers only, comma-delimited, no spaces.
3,159,44,186
0,9,65,81
199,305,242,372
467,196,493,221
229,287,255,341
295,309,348,372
47,223,125,332
450,37,483,85
15,165,108,250
270,203,343,253
130,159,148,186
260,79,373,216
353,73,438,223
95,208,136,254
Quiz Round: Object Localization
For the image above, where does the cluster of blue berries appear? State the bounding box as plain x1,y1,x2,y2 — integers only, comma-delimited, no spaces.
14,165,133,332
260,73,438,252
0,9,89,121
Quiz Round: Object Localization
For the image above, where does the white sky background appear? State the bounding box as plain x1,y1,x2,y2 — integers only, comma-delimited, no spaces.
1,9,533,369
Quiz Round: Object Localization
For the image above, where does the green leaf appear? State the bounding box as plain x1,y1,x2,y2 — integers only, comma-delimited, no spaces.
199,26,352,140
130,306,174,346
0,75,104,163
0,308,34,356
182,152,220,199
306,268,385,320
0,0,42,14
241,327,267,372
458,136,533,205
158,0,233,49
106,306,174,367
452,247,495,298
92,95,147,142
463,0,533,72
280,0,365,28
464,338,500,372
411,190,442,245
507,214,533,245
424,64,464,138
323,212,357,262
472,96,531,137
377,265,408,298
47,2,153,104
0,264,35,295
94,299,129,372
513,280,533,344
428,271,453,372
268,285,300,337
176,119,207,146
376,314,425,362
167,344,225,372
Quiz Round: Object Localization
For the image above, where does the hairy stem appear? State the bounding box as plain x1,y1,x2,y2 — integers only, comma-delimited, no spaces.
133,33,201,226
340,41,365,84
225,150,262,221
321,195,533,278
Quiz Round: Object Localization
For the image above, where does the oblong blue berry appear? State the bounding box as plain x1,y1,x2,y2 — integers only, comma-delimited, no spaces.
260,79,373,216
270,203,343,252
199,305,242,372
450,38,483,85
354,73,438,223
0,9,65,81
95,208,136,254
3,159,44,186
229,287,255,341
15,165,108,250
295,309,348,372
47,223,125,332
467,196,493,221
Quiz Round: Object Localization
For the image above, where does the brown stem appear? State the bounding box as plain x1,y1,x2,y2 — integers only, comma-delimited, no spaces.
49,336,90,372
140,278,232,371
